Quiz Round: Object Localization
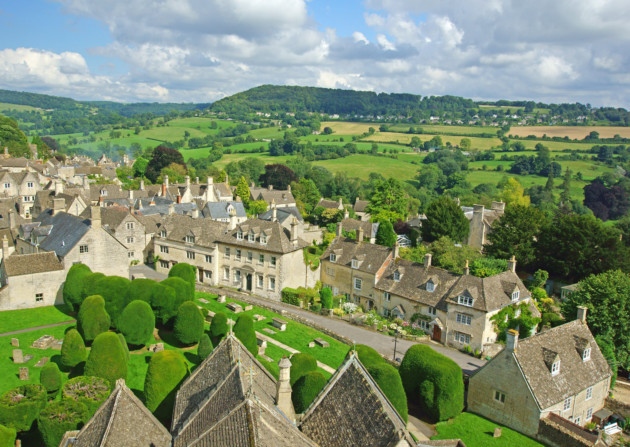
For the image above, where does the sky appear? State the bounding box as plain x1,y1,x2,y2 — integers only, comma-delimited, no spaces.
0,0,629,107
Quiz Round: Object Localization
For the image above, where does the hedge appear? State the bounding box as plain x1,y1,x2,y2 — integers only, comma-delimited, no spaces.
150,282,177,326
60,328,87,371
40,362,63,399
81,272,105,303
37,400,89,447
77,295,111,342
62,376,110,417
128,278,158,304
144,350,188,425
289,353,317,386
399,344,463,422
281,287,318,307
0,384,47,432
156,277,192,326
168,263,196,300
174,301,204,346
355,344,385,369
197,334,213,362
63,263,93,311
209,311,229,345
320,287,333,309
233,315,257,356
118,333,130,361
292,371,327,413
91,276,131,329
84,332,128,388
119,300,155,347
0,424,15,447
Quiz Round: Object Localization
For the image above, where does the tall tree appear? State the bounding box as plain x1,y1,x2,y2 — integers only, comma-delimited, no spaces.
235,176,251,207
259,164,297,190
499,177,530,207
367,178,409,222
421,196,469,243
145,145,186,183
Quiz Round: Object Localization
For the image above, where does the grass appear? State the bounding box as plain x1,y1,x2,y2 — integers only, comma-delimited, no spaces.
363,133,502,150
312,154,420,181
0,102,42,112
510,125,630,139
432,412,544,447
0,305,74,333
388,124,499,136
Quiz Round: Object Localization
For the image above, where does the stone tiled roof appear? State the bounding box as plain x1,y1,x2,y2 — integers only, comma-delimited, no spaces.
376,259,459,308
218,218,309,254
97,206,139,231
251,187,296,207
71,379,171,447
340,218,379,239
89,184,126,202
353,198,369,213
135,213,163,234
317,198,342,209
300,352,414,447
214,182,233,199
3,252,63,276
0,158,28,168
321,237,392,275
512,320,612,410
158,214,227,248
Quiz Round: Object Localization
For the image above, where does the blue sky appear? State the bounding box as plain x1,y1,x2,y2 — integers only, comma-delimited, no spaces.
0,0,629,107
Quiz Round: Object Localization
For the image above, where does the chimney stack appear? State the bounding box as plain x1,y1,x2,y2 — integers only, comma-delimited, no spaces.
91,205,101,229
83,175,89,190
393,241,400,259
344,208,349,219
357,227,364,243
492,201,506,213
161,182,167,197
424,253,432,268
52,198,65,216
7,210,15,230
54,180,64,195
185,176,190,188
268,184,273,191
508,255,517,273
577,306,588,324
176,192,182,204
287,184,291,192
506,329,519,352
463,259,470,276
276,357,296,421
2,235,8,260
271,200,277,222
195,177,199,184
191,208,199,219
129,189,134,200
140,179,145,191
168,203,175,215
290,217,299,244
164,175,169,188
336,222,343,237
207,176,213,186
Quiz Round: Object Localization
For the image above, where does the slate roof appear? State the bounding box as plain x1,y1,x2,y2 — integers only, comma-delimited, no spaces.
203,201,247,220
321,237,392,275
70,379,171,447
300,352,414,447
258,205,304,224
34,210,91,257
3,252,63,276
511,320,612,410
218,218,309,254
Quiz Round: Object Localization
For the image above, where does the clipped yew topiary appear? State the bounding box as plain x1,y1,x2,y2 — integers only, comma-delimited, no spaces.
81,272,105,302
37,400,88,447
356,344,385,369
144,350,188,425
60,328,87,371
91,276,131,329
63,263,92,311
0,384,47,432
174,301,204,346
233,314,257,356
85,332,128,388
209,311,229,345
399,344,463,422
156,277,191,326
119,300,155,347
168,263,196,300
320,287,333,309
289,353,318,386
62,376,110,417
117,333,130,361
197,334,213,362
0,424,16,447
77,295,111,343
129,278,157,304
292,371,327,414
40,362,63,399
151,282,177,325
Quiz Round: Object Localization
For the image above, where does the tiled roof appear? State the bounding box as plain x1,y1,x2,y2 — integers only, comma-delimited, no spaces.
98,206,139,231
203,201,247,220
353,198,370,213
3,252,63,276
300,353,414,447
251,187,296,206
34,210,91,257
218,218,309,254
258,206,304,224
71,379,172,447
0,158,28,168
159,214,226,248
317,198,342,209
321,237,392,275
340,218,379,239
512,320,612,410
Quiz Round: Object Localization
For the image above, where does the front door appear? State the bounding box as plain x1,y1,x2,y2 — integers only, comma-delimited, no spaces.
432,325,442,342
246,274,252,292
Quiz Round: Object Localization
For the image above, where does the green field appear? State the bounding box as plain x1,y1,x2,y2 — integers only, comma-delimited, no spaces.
388,124,499,136
0,102,42,112
363,132,502,151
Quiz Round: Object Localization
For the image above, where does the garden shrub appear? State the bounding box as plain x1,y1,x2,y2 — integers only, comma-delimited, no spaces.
60,328,87,370
399,344,463,422
289,353,317,386
63,263,92,311
168,263,196,300
209,311,229,345
157,277,192,326
84,332,128,388
119,300,155,347
77,295,111,342
233,314,257,356
292,371,327,414
62,376,110,417
91,276,132,329
174,301,204,345
37,400,88,447
197,334,213,362
366,363,408,422
40,361,63,399
355,344,384,369
144,350,188,425
0,384,47,432
81,272,105,302
128,278,157,303
320,287,333,309
282,287,318,306
150,282,177,325
117,333,130,361
0,424,15,447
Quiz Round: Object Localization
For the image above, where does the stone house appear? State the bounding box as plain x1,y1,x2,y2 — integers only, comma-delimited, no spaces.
250,184,296,209
463,201,505,250
32,181,88,217
468,308,611,439
202,201,247,224
353,197,371,221
96,206,147,263
320,226,393,311
0,170,41,217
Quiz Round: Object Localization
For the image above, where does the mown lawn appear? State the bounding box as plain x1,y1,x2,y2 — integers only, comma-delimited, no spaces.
0,305,74,333
432,412,544,447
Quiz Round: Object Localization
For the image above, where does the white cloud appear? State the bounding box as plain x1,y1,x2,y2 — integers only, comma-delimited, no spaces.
352,32,369,45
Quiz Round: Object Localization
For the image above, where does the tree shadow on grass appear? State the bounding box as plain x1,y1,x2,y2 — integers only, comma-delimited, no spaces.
157,328,179,348
184,351,200,366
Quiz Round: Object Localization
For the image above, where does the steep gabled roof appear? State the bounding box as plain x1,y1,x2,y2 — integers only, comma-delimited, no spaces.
300,352,414,447
34,210,91,257
321,237,392,275
512,320,612,410
158,213,226,248
70,379,171,447
203,201,247,220
258,206,304,224
340,218,379,239
218,218,309,254
3,252,63,276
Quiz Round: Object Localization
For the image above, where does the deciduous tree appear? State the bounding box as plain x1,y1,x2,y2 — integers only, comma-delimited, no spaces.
421,197,469,243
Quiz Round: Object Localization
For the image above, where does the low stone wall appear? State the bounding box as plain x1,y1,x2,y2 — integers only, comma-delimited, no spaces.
606,396,630,419
537,413,599,447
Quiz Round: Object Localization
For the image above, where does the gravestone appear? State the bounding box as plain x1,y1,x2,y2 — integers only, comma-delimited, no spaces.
493,428,502,438
272,318,287,331
35,357,49,368
198,298,209,304
218,295,226,303
314,338,330,348
13,349,24,364
308,341,315,348
11,338,19,347
19,367,29,381
262,328,276,335
253,314,265,322
227,303,243,313
32,335,54,349
244,305,253,311
257,339,267,356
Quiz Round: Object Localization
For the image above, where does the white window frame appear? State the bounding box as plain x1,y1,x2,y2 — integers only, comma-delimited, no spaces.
393,270,401,282
458,295,473,307
3,183,9,189
268,277,276,291
27,182,34,188
236,230,243,240
257,274,264,288
260,235,267,245
160,230,167,238
258,254,264,265
494,390,506,404
563,397,571,411
187,251,195,260
427,281,435,292
235,249,241,261
384,292,390,302
551,360,560,376
351,259,359,269
35,293,43,302
160,245,169,253
223,267,230,280
224,247,231,258
428,306,437,316
512,290,520,301
586,407,593,420
270,256,276,267
247,251,253,263
248,232,255,242
79,245,88,253
126,236,134,243
329,253,337,262
586,386,593,401
354,277,362,290
126,222,134,230
583,347,591,361
186,235,195,244
205,254,212,263
455,332,471,344
456,313,472,325
234,270,241,283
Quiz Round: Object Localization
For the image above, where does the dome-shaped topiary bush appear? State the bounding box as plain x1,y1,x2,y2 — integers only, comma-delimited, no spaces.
365,362,408,422
39,361,63,399
0,424,16,447
355,344,385,369
168,263,196,300
91,276,132,330
319,287,333,309
77,295,111,343
37,400,88,447
85,332,128,388
60,328,87,371
144,350,188,425
174,301,204,346
62,376,111,417
209,311,229,345
289,353,317,386
118,300,155,347
0,384,47,432
292,371,327,414
197,334,213,362
233,314,257,356
63,263,93,311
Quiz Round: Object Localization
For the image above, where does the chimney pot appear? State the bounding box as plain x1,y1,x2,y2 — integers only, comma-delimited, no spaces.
508,255,517,273
577,306,588,324
424,253,432,268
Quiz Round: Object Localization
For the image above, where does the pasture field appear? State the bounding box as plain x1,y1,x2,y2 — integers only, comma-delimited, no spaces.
363,132,502,150
321,121,381,134
312,154,420,181
138,125,207,141
0,102,42,112
510,125,630,140
388,124,498,136
167,117,236,133
248,126,285,139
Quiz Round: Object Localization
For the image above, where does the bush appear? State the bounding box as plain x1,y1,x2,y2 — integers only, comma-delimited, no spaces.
0,384,47,432
62,376,110,417
81,272,105,302
63,263,92,311
233,315,257,356
119,300,155,347
289,353,317,386
541,312,563,328
0,424,16,447
144,350,188,425
37,400,88,447
399,344,463,422
157,277,192,326
168,263,196,300
128,277,158,303
366,363,408,422
355,344,384,369
320,287,333,309
150,282,177,325
91,276,131,329
209,311,229,345
77,295,111,342
117,333,130,361
60,328,87,370
84,332,128,388
40,362,63,399
281,287,318,306
292,371,327,413
174,301,205,345
197,334,213,362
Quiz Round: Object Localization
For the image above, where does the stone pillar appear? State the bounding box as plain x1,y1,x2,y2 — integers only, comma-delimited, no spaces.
276,357,296,421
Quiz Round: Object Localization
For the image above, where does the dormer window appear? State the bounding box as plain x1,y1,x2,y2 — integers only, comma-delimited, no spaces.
236,230,243,240
248,232,255,242
426,280,435,292
351,259,359,269
512,290,520,301
458,295,473,307
185,235,194,244
393,270,401,282
582,347,591,361
330,253,337,262
160,230,167,238
100,189,107,196
260,235,267,245
551,360,560,376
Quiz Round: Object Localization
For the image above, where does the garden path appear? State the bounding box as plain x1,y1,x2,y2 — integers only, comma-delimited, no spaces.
255,331,336,374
